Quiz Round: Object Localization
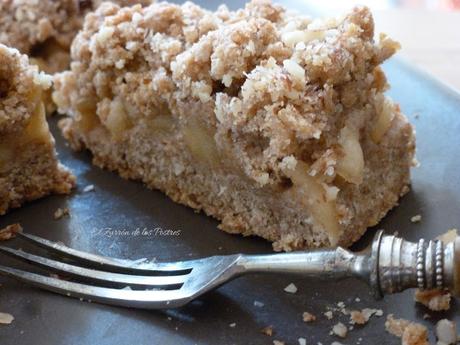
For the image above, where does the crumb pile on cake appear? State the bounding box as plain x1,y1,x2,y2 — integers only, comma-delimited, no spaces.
0,44,75,215
54,0,415,250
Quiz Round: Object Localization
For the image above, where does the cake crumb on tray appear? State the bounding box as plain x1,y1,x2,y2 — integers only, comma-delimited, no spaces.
0,223,22,241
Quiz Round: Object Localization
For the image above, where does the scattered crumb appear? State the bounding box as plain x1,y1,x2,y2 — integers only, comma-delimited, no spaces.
302,311,316,322
355,297,361,302
261,326,274,336
422,314,430,320
82,184,95,193
0,312,14,325
349,308,383,325
254,300,265,308
414,289,451,311
298,337,307,345
331,342,344,345
437,229,458,244
273,340,285,345
0,223,23,241
332,322,348,338
53,207,70,220
435,319,457,345
410,214,422,223
324,311,333,320
385,314,429,345
229,323,236,328
284,283,298,294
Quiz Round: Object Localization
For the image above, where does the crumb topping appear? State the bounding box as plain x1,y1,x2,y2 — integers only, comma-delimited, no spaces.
54,0,400,188
0,44,49,134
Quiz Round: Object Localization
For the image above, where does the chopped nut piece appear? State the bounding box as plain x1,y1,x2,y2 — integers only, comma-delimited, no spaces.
414,289,451,311
0,312,14,325
302,311,316,322
261,326,274,336
332,322,348,338
284,283,298,294
435,319,457,345
410,214,422,223
385,315,429,345
0,223,22,241
53,207,70,220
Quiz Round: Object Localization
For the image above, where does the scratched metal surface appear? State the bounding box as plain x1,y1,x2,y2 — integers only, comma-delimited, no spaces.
1,1,460,344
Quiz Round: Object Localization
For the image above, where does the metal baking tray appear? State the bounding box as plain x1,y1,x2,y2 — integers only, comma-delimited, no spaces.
0,2,459,344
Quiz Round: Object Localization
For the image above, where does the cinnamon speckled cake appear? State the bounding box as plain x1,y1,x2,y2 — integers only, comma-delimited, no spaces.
53,0,415,251
0,44,75,215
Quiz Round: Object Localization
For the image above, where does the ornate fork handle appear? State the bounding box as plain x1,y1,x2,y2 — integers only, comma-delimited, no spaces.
236,231,460,298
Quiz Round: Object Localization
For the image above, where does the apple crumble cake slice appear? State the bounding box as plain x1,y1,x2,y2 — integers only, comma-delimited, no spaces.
0,44,75,215
0,0,153,74
54,1,415,250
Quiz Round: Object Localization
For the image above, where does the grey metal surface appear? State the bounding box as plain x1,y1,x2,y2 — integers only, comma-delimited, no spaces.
0,1,460,343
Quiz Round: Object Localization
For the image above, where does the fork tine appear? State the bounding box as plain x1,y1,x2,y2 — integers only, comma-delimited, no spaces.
0,246,187,289
17,233,193,275
0,265,191,309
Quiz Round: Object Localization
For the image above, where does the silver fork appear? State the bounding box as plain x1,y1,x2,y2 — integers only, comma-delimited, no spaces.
0,230,458,309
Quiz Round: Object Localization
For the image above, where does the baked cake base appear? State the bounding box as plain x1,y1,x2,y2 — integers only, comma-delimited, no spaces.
0,44,75,215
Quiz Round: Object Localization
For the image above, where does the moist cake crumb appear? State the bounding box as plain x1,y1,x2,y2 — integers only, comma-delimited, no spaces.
385,314,429,345
302,311,316,322
261,326,274,336
414,289,451,311
0,312,14,325
349,308,383,325
332,322,348,338
298,337,307,345
54,207,70,220
324,311,334,320
0,223,23,241
435,319,457,345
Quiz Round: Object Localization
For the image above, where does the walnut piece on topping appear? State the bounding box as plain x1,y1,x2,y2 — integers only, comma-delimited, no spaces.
0,223,23,241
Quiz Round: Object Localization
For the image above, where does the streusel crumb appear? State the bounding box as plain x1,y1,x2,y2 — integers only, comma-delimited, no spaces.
0,223,23,241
